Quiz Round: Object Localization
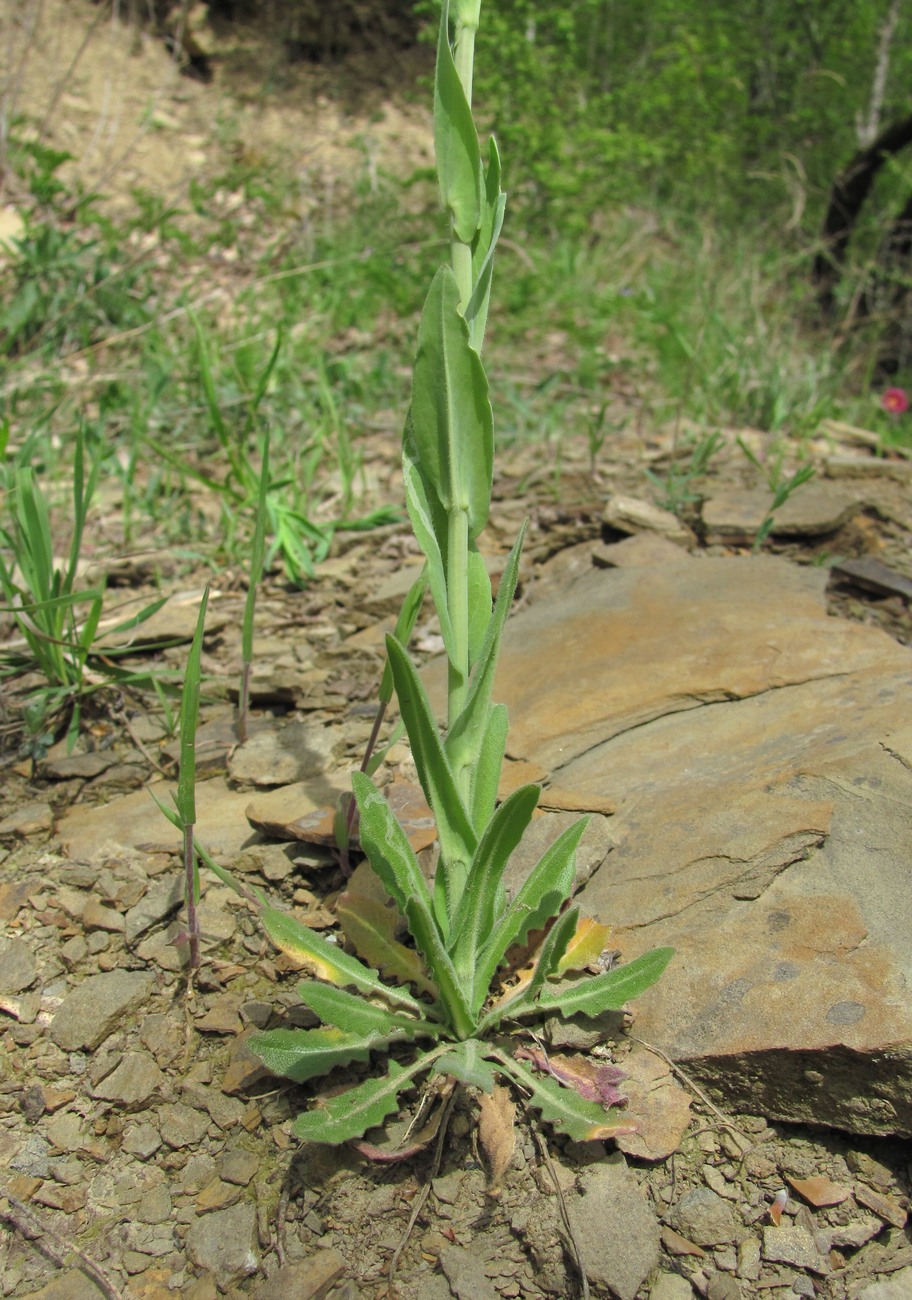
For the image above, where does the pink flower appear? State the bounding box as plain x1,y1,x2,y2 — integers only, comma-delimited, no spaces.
881,386,909,414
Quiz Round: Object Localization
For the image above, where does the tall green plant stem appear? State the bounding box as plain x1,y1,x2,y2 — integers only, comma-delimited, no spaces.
447,509,470,730
448,0,481,734
449,2,480,310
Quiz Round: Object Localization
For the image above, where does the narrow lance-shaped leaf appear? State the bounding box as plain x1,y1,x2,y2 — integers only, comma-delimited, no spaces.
474,817,586,1007
480,906,580,1031
466,544,492,669
466,138,506,354
379,569,428,705
251,328,283,412
351,773,436,924
434,0,483,244
352,772,475,1038
65,425,97,596
468,700,508,836
409,266,493,539
402,420,454,660
95,595,169,639
192,314,231,451
260,906,424,1016
534,947,675,1018
383,636,477,890
449,783,541,991
446,524,525,785
294,981,441,1040
17,469,54,604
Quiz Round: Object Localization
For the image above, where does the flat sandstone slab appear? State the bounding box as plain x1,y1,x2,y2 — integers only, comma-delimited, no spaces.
490,554,912,1135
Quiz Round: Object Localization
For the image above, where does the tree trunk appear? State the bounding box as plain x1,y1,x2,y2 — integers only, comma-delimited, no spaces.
814,110,912,316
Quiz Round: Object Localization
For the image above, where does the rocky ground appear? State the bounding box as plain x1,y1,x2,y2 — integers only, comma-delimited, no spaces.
2,4,912,1298
1,427,911,1300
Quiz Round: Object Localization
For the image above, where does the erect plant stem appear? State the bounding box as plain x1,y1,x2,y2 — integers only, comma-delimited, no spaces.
183,824,200,970
449,4,479,312
447,506,471,735
446,4,479,746
237,660,251,743
453,6,478,104
450,239,473,315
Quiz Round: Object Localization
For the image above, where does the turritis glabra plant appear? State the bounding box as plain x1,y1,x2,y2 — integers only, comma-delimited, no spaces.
248,0,673,1146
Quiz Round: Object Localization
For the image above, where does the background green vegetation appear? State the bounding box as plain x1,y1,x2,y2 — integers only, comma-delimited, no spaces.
458,0,911,221
2,0,911,634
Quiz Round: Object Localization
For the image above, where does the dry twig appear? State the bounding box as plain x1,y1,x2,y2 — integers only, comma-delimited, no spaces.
528,1118,590,1300
1,1189,124,1300
386,1086,459,1297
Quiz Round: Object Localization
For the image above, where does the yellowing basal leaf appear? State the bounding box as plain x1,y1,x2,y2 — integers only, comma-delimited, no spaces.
260,906,423,1015
556,916,612,975
337,891,440,1002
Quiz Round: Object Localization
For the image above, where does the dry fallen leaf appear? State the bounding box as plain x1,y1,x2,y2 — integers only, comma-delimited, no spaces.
786,1174,852,1208
515,1045,626,1106
478,1085,516,1195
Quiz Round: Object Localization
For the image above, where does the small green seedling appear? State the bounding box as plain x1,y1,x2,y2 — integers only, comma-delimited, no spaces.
153,586,210,971
237,434,270,744
249,0,672,1147
737,437,815,551
0,423,167,745
645,426,725,516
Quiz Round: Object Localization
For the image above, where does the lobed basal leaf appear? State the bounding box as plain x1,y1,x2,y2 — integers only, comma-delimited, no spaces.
494,1050,638,1143
249,1026,384,1084
336,891,441,1003
292,1050,448,1145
